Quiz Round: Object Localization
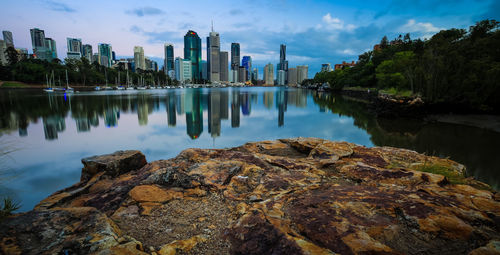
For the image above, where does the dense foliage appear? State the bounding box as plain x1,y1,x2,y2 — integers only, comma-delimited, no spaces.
0,54,177,87
313,19,500,112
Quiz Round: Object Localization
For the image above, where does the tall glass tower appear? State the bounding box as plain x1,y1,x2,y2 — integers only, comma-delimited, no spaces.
98,43,112,67
231,43,240,71
184,30,202,81
164,43,174,74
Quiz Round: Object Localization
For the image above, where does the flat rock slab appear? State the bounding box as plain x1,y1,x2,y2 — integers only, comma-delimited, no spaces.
1,138,500,255
81,150,147,182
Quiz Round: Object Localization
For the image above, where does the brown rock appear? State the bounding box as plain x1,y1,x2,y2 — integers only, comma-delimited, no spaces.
2,138,500,255
81,150,146,182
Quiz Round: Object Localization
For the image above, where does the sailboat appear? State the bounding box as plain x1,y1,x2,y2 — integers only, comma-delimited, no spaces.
65,70,74,93
44,73,54,93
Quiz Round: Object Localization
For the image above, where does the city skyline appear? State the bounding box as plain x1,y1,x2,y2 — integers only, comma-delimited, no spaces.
1,0,497,76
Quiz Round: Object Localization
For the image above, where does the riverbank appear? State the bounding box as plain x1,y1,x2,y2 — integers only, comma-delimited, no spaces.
1,138,499,254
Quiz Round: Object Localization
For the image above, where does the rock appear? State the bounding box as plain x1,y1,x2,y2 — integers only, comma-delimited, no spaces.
1,138,500,254
81,150,147,182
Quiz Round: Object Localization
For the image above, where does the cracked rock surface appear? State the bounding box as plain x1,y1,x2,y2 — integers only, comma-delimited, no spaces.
1,138,500,255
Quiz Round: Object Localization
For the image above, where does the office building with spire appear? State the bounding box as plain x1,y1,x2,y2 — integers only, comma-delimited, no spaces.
184,30,202,81
278,44,288,84
207,23,220,82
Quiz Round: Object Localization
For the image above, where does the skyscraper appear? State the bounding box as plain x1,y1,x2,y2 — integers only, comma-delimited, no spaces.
242,56,252,80
175,57,192,83
164,43,174,75
238,66,247,82
230,43,240,71
30,28,56,61
44,38,57,60
134,46,145,71
279,44,287,71
2,31,13,47
98,43,112,67
0,40,7,65
184,30,202,81
264,63,274,85
277,70,286,86
252,68,258,81
297,65,308,84
83,44,92,61
287,68,297,86
219,51,228,82
207,28,220,82
66,38,82,59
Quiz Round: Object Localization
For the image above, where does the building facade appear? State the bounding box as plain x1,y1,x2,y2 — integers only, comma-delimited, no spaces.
334,61,356,70
175,57,192,83
252,68,258,81
66,38,82,59
297,65,308,84
264,63,274,85
98,43,112,67
321,63,333,72
2,31,14,47
277,70,286,86
133,46,145,71
0,40,7,65
184,30,202,81
230,43,240,71
82,44,92,62
238,66,247,83
219,51,228,82
164,43,174,75
207,31,220,82
287,68,298,86
242,56,252,80
30,28,57,61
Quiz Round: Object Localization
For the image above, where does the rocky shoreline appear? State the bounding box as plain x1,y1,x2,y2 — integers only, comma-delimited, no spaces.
1,138,500,254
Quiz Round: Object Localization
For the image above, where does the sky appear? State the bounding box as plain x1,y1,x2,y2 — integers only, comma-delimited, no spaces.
0,0,498,77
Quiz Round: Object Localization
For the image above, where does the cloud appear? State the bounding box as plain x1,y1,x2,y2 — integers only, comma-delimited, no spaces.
126,7,165,17
400,19,442,33
229,9,243,16
319,13,356,32
44,0,76,13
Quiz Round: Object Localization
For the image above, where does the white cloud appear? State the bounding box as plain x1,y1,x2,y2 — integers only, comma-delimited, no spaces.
401,19,441,33
320,13,356,32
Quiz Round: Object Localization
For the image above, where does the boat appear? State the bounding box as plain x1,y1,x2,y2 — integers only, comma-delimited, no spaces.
44,72,55,92
94,86,101,91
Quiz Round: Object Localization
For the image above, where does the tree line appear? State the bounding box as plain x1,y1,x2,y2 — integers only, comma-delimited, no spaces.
312,19,500,112
0,50,178,87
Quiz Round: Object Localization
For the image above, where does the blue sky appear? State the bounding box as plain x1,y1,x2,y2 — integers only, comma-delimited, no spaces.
0,0,498,77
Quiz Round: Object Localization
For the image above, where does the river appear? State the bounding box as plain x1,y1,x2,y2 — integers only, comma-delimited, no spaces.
0,87,499,211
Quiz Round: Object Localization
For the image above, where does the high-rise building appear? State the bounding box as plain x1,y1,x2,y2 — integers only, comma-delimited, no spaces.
277,70,286,86
238,66,247,82
98,43,112,67
30,28,57,61
229,69,238,83
2,31,14,47
83,44,92,61
44,38,57,60
201,61,208,80
252,68,258,81
164,43,174,75
219,51,228,82
16,48,28,61
0,40,7,65
184,30,202,81
242,56,252,80
145,58,158,71
321,63,333,72
287,68,298,86
207,30,220,82
297,65,308,84
175,57,192,83
133,46,145,71
66,38,82,59
279,44,286,71
230,43,240,71
264,63,274,85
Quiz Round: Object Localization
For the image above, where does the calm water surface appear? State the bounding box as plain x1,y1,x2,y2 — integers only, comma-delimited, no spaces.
0,87,499,211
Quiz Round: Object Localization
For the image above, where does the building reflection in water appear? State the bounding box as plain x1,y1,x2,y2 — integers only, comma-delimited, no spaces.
0,88,318,141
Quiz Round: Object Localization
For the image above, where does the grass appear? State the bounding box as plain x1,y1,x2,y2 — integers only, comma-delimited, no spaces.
1,81,28,88
0,198,21,221
380,87,414,98
414,163,466,185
